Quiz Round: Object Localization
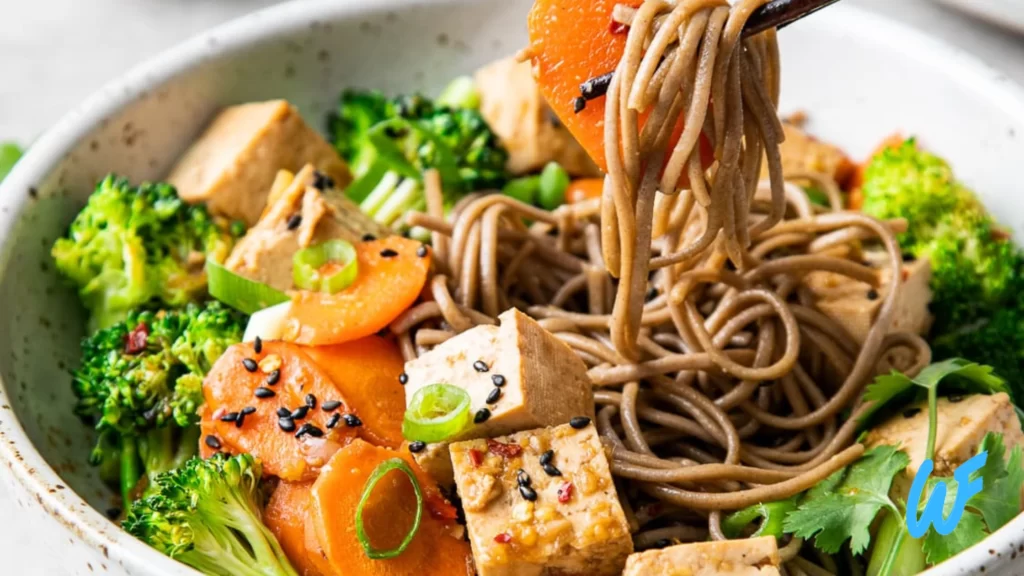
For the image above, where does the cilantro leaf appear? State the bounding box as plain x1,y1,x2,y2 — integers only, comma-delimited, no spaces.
968,433,1023,531
783,445,910,555
0,142,22,183
721,498,797,539
859,359,1007,433
920,477,988,565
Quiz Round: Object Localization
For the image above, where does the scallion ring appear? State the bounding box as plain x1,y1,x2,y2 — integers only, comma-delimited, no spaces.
292,240,358,294
206,260,290,314
356,458,423,559
402,383,472,442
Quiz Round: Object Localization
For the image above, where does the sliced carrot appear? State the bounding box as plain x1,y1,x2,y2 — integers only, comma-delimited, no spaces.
302,338,407,449
284,237,431,346
527,0,713,182
310,440,473,576
566,178,605,204
265,481,329,576
201,342,359,481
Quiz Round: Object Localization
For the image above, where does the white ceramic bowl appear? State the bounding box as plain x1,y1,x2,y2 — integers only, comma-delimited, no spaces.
934,0,1024,36
2,1,1024,574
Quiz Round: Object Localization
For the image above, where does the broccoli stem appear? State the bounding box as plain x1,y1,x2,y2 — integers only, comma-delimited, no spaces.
925,386,938,461
120,436,141,508
360,171,402,217
173,426,200,469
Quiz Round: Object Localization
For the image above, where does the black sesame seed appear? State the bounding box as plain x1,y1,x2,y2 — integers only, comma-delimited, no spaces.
542,463,563,477
241,406,257,415
569,416,591,429
295,423,313,438
344,414,363,427
254,387,276,399
205,435,222,449
276,407,292,418
326,413,341,429
220,412,239,423
254,336,263,354
474,408,491,424
322,400,342,412
409,441,426,453
278,417,296,432
291,406,309,420
266,369,281,386
867,289,880,301
539,450,554,466
305,394,317,409
519,485,538,501
362,234,377,242
902,252,917,262
235,412,247,428
516,469,531,487
473,360,489,373
242,358,259,372
948,394,965,403
399,372,409,385
287,214,302,230
312,171,335,191
572,96,586,114
486,387,502,405
380,248,399,258
491,374,506,387
416,244,428,258
305,424,324,438
903,407,922,419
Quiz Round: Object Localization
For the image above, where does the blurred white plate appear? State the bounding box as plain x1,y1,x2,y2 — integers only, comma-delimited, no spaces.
935,0,1024,35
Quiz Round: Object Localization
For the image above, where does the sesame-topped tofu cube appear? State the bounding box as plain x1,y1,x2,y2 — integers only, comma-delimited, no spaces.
450,423,632,576
622,537,782,576
865,393,1024,501
404,308,594,439
167,100,352,226
805,257,932,344
406,440,456,488
224,165,387,291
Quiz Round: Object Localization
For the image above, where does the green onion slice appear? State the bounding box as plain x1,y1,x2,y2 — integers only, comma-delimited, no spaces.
206,260,289,314
356,458,423,559
292,240,359,294
402,383,472,442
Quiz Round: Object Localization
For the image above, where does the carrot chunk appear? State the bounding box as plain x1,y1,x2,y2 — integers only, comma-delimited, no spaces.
303,337,407,449
201,342,358,481
265,481,328,576
284,237,431,346
310,440,473,576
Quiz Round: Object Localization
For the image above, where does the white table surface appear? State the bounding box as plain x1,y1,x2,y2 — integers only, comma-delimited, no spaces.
2,0,1024,573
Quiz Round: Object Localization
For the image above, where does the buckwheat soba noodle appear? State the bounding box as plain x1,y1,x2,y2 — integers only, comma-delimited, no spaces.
394,0,929,570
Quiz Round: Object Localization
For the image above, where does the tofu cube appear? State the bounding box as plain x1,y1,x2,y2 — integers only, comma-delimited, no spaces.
407,440,456,488
404,308,594,440
865,393,1024,500
224,165,387,291
806,257,932,344
622,537,782,576
761,122,856,188
450,423,632,576
167,100,352,226
475,56,599,177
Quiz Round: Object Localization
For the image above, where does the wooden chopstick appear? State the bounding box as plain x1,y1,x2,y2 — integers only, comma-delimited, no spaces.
574,0,842,104
744,0,843,37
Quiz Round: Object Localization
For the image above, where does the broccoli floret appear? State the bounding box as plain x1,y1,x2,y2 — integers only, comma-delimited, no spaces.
52,175,239,330
329,86,509,230
859,138,1024,401
73,301,245,507
124,453,298,576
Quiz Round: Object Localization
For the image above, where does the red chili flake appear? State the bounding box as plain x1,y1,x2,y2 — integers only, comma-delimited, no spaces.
493,532,513,544
425,493,459,522
609,21,629,35
124,323,150,354
902,268,910,281
469,448,485,467
486,439,523,459
557,482,574,504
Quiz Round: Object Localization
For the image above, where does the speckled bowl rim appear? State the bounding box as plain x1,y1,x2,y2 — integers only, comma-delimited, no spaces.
1,1,1024,574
